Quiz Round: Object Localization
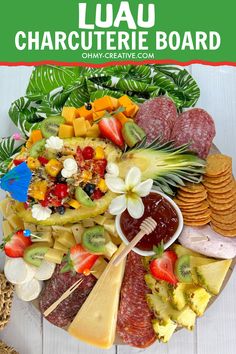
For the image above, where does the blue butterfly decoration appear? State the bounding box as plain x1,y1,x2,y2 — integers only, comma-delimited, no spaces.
0,162,32,202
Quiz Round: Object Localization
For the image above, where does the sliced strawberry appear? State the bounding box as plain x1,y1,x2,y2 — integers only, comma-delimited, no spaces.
98,117,124,148
3,230,32,258
70,244,98,274
149,244,178,285
75,147,85,166
93,159,107,177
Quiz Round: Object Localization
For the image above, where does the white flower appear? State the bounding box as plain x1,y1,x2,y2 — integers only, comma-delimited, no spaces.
106,162,119,178
61,158,78,178
45,136,64,151
105,166,153,219
32,204,52,221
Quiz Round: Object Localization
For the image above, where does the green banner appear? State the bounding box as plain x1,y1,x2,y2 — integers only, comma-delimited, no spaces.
0,0,235,65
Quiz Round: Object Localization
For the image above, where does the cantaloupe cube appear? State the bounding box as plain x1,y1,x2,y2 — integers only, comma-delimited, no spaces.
30,130,43,144
118,95,133,107
114,112,131,125
109,96,119,110
73,117,87,137
93,110,105,122
86,124,100,138
76,105,94,120
62,107,77,125
58,124,75,138
93,96,113,112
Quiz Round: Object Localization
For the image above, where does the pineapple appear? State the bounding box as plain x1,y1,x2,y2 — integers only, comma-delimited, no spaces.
190,256,216,283
196,259,232,295
145,275,170,302
118,138,206,195
172,244,202,258
169,283,192,311
152,319,177,343
172,306,196,330
14,137,121,225
186,286,211,316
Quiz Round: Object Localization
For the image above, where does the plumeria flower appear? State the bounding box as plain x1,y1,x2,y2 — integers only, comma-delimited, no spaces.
12,132,26,141
105,166,153,219
106,162,119,178
32,204,52,221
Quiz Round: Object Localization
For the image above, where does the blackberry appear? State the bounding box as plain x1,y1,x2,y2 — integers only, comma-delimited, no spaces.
83,183,96,196
85,102,92,110
56,206,65,215
56,172,66,183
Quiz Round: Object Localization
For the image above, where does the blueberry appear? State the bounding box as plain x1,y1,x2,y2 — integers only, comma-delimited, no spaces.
56,172,66,183
56,206,65,215
85,102,92,111
83,183,96,196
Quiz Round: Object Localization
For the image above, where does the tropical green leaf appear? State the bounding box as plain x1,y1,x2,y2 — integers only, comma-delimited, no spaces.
0,137,22,176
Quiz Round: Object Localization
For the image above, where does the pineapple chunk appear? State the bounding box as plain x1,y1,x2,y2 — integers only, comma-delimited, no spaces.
190,256,216,283
104,241,118,259
172,244,201,258
32,231,53,246
7,214,24,230
73,117,87,137
2,220,14,238
53,240,69,254
91,257,107,279
172,306,196,330
93,215,108,225
71,224,85,243
37,225,52,233
0,198,14,218
45,248,64,264
186,286,211,316
103,219,118,237
145,274,170,302
196,259,232,295
152,318,177,343
82,219,95,228
24,223,37,232
169,283,192,311
57,231,76,248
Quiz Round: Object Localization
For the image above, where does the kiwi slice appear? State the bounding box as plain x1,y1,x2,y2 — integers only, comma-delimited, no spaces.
174,255,192,283
75,187,94,207
40,116,65,138
122,122,146,147
30,139,46,158
23,243,49,267
82,225,108,254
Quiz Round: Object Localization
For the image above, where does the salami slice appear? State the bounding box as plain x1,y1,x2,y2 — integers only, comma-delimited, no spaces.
39,263,96,328
135,96,177,143
117,252,156,348
171,108,216,158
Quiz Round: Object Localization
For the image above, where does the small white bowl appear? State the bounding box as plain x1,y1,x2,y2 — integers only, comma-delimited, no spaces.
115,189,183,256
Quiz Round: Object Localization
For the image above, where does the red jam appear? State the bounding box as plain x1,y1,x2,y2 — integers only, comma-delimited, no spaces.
120,192,179,251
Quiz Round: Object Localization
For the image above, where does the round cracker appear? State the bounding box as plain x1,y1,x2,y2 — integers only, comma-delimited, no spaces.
173,198,196,207
177,194,207,204
203,169,232,184
203,176,233,190
210,204,236,216
209,188,235,199
205,154,232,177
211,211,236,224
184,218,211,226
178,190,207,199
208,199,235,211
206,180,235,194
211,224,236,237
180,200,209,211
208,194,236,205
179,183,205,193
211,219,236,230
182,210,211,221
182,208,211,216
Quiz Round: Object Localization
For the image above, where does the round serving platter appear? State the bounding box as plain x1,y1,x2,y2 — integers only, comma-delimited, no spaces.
30,143,236,344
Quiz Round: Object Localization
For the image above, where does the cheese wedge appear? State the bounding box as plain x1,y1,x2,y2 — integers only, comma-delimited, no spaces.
68,243,126,349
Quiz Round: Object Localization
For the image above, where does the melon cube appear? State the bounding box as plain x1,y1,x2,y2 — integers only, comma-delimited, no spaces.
58,124,75,138
73,117,87,137
62,107,77,125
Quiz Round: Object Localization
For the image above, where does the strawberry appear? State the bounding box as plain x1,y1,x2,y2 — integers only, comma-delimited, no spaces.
61,244,98,274
149,244,178,285
1,230,32,258
38,156,49,165
75,147,85,166
13,159,25,166
98,117,124,148
93,159,107,177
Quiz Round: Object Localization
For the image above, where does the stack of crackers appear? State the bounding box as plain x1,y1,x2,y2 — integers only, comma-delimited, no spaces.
173,183,211,226
203,154,236,237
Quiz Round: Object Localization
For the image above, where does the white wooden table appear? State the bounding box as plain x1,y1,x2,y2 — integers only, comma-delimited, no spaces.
0,65,236,354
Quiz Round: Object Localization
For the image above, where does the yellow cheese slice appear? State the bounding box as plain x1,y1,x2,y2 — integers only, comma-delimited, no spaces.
68,243,126,349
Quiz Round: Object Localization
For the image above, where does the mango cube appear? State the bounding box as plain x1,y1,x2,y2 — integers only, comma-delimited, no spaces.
118,95,133,107
114,112,130,125
97,179,108,193
109,96,119,110
93,96,113,112
28,180,48,200
86,124,100,138
94,146,105,160
68,199,80,209
45,159,62,177
93,110,105,122
27,157,41,170
58,124,75,138
45,248,64,264
76,105,94,120
62,107,77,125
124,104,137,117
73,117,87,137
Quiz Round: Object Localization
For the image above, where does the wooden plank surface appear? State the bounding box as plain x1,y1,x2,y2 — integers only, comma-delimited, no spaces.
0,66,236,354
